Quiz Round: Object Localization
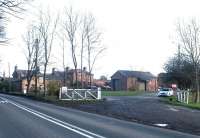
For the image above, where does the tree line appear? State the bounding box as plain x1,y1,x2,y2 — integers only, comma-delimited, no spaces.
164,18,200,103
22,7,105,95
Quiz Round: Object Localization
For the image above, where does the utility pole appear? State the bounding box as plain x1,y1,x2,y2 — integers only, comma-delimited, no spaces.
177,44,181,89
8,62,11,92
62,39,66,86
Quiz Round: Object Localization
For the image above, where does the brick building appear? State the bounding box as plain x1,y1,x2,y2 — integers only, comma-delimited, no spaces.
12,66,44,92
47,67,94,87
12,66,94,92
111,70,157,91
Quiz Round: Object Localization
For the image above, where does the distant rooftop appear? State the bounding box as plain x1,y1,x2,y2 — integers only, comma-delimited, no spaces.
112,70,156,81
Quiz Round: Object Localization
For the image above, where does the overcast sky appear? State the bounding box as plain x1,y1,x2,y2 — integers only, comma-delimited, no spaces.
0,0,200,79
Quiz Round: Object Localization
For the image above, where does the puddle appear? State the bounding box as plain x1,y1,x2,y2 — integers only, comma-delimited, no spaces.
169,107,179,112
154,123,168,127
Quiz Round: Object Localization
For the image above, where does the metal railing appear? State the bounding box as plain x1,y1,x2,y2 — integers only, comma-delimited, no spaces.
177,91,189,104
59,87,101,100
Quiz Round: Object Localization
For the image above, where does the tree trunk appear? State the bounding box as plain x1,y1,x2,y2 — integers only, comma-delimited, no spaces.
89,73,92,87
80,47,83,88
63,70,66,86
26,70,32,94
43,64,47,97
81,67,83,88
26,79,31,94
75,67,78,88
35,74,38,95
195,67,199,103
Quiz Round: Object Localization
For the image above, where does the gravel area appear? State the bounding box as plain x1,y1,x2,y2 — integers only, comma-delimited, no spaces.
74,93,200,136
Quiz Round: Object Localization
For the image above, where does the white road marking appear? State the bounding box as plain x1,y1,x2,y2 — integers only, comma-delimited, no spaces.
0,97,106,138
0,100,8,104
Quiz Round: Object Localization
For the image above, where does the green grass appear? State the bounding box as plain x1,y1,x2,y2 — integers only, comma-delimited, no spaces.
102,91,144,96
162,96,200,110
0,91,101,107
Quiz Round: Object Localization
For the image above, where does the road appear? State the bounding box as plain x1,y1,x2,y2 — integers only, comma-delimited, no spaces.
0,94,199,138
76,93,200,136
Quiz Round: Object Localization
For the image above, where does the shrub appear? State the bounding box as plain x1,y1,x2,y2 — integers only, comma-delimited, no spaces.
47,81,60,96
0,80,10,92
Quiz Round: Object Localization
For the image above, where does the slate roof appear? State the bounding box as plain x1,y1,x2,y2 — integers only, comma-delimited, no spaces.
46,69,93,80
113,70,156,81
15,70,27,78
13,69,42,79
46,71,65,80
13,68,93,81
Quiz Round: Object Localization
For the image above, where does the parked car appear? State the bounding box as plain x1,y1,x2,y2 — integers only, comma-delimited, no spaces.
157,88,173,97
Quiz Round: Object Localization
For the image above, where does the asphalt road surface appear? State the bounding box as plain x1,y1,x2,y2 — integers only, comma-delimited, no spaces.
76,93,200,136
0,94,199,138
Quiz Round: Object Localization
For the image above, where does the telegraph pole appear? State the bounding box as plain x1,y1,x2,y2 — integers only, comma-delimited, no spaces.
8,62,11,92
178,44,181,70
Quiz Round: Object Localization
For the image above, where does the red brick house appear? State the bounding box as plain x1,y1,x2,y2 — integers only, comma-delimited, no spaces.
46,67,94,88
12,66,94,92
111,70,157,91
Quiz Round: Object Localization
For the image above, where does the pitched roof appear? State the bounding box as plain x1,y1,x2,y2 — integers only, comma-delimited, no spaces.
113,70,156,81
16,70,27,77
46,71,65,80
46,69,93,80
13,69,42,79
68,69,93,75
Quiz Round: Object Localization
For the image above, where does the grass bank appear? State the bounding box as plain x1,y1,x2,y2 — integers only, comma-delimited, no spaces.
0,91,102,107
162,96,200,110
102,91,145,96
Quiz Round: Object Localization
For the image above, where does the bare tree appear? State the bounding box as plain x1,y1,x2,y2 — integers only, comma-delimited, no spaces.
84,14,105,87
0,0,25,9
0,0,31,45
22,25,37,93
0,0,32,21
63,7,79,88
176,19,200,103
33,37,44,94
0,0,26,16
38,10,59,96
57,32,67,86
80,15,87,88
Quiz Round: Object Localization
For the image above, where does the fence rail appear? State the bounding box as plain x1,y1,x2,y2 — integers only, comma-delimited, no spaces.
177,91,189,104
59,87,101,100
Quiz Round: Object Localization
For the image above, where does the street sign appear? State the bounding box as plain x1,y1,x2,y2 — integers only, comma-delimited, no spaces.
172,84,177,88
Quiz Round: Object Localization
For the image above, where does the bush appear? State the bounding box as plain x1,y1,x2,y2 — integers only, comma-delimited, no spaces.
47,81,60,96
0,80,10,92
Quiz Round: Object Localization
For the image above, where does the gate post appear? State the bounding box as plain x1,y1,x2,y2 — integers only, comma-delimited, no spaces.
97,87,101,100
59,88,61,100
187,92,189,104
177,92,180,102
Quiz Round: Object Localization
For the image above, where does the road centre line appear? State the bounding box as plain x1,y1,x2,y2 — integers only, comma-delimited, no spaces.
0,96,106,138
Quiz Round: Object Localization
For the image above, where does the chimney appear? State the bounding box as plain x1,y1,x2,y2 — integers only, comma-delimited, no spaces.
36,66,40,73
3,71,5,78
83,67,86,71
65,67,69,72
14,65,18,71
52,68,56,75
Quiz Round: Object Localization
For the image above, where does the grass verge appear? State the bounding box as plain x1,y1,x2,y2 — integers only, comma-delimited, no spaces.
0,91,102,107
161,96,200,110
102,91,145,96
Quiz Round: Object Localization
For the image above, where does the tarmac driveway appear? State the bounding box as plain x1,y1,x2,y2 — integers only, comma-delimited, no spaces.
75,93,200,136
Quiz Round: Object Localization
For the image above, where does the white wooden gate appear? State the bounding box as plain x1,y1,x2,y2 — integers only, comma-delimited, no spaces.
59,87,101,100
177,91,189,104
